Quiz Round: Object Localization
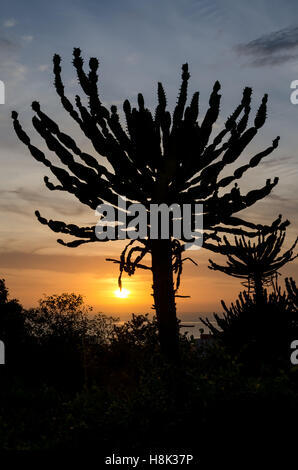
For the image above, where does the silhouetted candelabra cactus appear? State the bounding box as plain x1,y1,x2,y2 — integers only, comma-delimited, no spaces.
209,221,298,299
12,48,282,358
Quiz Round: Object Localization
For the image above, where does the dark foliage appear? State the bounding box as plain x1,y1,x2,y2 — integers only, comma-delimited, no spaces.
0,280,298,463
201,277,298,372
0,279,27,367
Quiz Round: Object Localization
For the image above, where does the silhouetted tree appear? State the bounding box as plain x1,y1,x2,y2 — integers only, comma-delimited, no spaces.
26,292,91,341
26,292,116,344
25,292,116,387
13,49,282,358
209,221,298,300
0,279,26,365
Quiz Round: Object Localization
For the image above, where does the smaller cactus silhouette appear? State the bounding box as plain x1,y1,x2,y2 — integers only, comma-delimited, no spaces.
208,217,297,298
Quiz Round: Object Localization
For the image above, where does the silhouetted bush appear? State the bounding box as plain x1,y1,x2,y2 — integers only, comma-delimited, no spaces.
23,293,117,388
201,278,298,372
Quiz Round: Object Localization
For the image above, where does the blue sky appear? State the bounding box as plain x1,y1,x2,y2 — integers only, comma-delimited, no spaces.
0,0,297,314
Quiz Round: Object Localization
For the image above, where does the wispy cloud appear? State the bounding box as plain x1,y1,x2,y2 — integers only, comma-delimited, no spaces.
22,35,34,43
236,25,298,66
1,60,27,83
0,186,88,218
3,18,16,28
0,37,17,50
124,53,140,65
0,251,107,274
38,64,49,72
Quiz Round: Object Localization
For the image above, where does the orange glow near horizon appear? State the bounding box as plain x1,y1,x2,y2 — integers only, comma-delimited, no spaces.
2,250,297,317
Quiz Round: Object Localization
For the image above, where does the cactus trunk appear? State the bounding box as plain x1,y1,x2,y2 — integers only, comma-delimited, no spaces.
254,274,264,302
151,239,179,360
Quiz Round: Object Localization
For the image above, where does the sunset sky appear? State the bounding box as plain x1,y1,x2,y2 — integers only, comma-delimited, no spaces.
0,0,297,320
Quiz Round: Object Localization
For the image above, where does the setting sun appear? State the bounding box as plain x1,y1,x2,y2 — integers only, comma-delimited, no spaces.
114,288,130,299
